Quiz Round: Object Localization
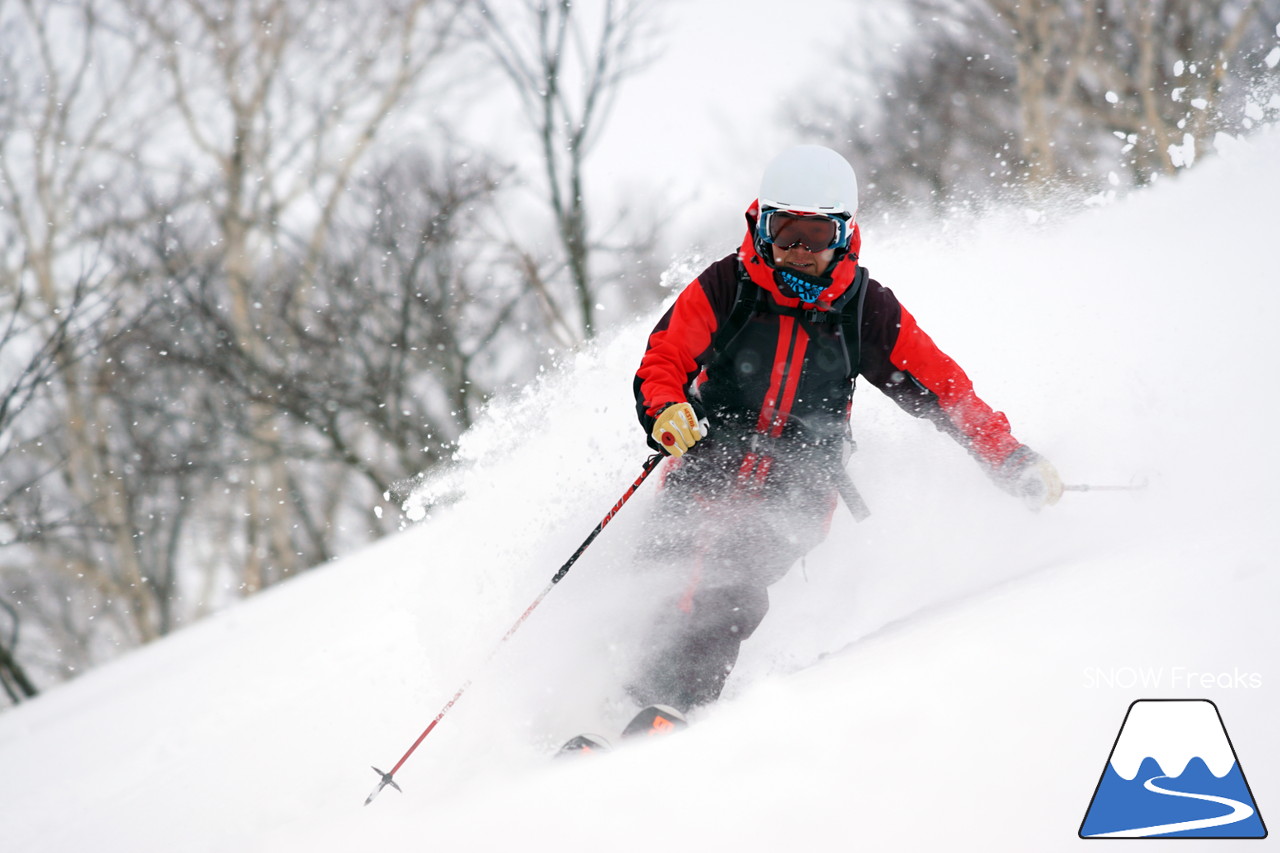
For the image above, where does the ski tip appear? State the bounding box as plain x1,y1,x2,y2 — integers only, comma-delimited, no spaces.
620,704,688,739
555,733,613,757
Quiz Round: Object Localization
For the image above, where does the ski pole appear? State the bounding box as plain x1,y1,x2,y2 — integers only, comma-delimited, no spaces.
1064,475,1150,493
364,452,665,805
1064,483,1145,492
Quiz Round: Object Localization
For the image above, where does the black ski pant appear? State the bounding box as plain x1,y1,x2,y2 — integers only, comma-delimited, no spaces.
627,438,838,712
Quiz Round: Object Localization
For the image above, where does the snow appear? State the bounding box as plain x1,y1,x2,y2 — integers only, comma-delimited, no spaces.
3,127,1279,851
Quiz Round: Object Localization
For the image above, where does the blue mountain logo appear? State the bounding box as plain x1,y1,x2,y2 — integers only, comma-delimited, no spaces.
1080,699,1266,838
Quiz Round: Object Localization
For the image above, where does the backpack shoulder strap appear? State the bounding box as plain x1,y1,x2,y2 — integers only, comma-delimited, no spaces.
709,263,768,356
838,265,869,379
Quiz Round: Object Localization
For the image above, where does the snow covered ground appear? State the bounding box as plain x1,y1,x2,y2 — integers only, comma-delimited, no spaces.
3,128,1278,851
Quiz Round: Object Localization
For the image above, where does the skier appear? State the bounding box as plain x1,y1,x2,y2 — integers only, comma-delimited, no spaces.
629,144,1062,714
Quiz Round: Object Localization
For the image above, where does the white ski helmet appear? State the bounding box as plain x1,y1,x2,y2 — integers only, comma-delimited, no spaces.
758,144,859,220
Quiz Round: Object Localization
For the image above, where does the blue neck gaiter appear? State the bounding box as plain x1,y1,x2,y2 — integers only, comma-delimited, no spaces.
775,269,828,303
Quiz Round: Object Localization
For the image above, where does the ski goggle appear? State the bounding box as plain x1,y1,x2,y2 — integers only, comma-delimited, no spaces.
757,209,850,253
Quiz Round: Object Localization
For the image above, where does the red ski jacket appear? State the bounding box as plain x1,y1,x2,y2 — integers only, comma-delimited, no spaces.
634,202,1027,476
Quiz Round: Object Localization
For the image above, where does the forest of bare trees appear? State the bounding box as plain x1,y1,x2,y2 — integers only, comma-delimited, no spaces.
2,0,1277,706
798,0,1280,215
0,0,659,702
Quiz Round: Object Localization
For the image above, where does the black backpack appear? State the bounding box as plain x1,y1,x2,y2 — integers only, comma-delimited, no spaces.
711,263,870,381
705,263,874,520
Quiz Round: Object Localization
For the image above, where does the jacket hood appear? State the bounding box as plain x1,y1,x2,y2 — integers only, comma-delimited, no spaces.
739,199,862,309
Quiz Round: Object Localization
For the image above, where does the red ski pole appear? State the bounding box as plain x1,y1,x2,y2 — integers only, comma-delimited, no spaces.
364,453,665,805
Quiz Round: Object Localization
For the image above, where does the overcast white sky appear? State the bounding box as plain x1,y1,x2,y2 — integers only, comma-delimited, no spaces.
583,0,907,250
442,1,917,264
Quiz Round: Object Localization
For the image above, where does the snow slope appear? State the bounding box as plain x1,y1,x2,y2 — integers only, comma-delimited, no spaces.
2,129,1278,852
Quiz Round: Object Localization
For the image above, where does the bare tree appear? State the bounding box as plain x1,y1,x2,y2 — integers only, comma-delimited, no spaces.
141,150,518,542
986,0,1101,188
794,22,1024,215
0,0,169,647
0,0,482,696
0,0,666,703
125,0,467,590
471,0,656,341
1,288,75,471
0,282,103,706
798,0,1280,211
1086,0,1280,179
0,597,38,703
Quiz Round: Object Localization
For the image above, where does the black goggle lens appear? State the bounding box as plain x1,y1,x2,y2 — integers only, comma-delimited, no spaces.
763,211,843,252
